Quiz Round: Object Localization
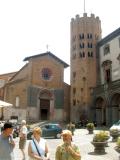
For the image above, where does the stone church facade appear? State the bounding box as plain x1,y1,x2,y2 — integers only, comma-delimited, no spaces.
2,52,70,122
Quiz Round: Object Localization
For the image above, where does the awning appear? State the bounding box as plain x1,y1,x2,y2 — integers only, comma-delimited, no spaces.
0,100,13,108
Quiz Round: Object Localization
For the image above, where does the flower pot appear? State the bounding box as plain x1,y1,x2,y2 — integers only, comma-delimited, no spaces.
114,146,120,153
110,133,119,142
67,123,75,135
87,128,93,134
91,141,107,154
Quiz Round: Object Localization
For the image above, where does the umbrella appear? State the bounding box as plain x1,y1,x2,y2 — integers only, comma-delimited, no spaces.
0,100,13,108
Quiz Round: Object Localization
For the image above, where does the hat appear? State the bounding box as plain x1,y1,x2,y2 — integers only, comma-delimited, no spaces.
61,130,72,136
21,120,26,124
3,122,13,130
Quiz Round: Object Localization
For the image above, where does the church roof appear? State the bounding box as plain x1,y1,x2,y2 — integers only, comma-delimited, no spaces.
98,27,120,46
23,51,69,68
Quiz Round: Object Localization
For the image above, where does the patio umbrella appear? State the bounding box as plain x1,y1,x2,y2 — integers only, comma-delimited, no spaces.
0,100,13,108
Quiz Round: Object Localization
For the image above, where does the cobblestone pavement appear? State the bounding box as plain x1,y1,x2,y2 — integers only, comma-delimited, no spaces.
14,129,120,160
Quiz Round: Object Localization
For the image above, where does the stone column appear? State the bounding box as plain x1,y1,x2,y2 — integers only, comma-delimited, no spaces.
50,100,54,120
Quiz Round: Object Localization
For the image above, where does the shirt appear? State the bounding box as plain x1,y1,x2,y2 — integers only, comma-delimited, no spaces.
29,137,46,158
55,142,80,160
19,125,27,138
0,134,14,160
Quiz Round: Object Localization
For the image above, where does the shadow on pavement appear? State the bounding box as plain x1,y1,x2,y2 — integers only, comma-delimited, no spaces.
88,151,107,155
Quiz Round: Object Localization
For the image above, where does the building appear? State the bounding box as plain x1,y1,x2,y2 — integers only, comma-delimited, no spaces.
2,52,70,122
92,28,120,126
0,72,16,100
0,72,16,119
1,12,120,126
70,13,101,123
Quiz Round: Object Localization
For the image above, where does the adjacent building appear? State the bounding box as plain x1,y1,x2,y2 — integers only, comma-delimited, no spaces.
92,28,120,126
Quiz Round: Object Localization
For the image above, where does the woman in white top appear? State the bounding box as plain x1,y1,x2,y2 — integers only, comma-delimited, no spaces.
28,127,50,160
19,120,28,160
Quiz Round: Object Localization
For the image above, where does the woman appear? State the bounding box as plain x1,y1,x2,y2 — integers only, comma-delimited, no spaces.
55,130,81,160
19,120,28,160
28,127,50,160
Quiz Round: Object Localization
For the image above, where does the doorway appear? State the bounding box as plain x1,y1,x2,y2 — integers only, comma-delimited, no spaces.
40,99,50,120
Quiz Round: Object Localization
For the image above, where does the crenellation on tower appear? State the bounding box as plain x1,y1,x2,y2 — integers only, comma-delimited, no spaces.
96,16,100,21
75,14,80,19
83,12,87,17
91,13,95,18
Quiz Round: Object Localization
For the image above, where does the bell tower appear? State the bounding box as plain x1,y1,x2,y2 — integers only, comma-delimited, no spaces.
70,13,102,122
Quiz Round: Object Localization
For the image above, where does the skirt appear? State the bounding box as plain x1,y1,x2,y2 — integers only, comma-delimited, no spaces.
19,137,27,149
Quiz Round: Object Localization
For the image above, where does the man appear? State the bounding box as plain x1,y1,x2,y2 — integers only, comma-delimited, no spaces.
55,130,81,160
19,120,28,160
0,122,15,160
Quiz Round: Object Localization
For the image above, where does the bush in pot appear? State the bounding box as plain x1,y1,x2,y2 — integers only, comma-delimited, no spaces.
86,122,95,134
91,131,109,154
110,129,120,142
66,122,75,135
115,137,120,153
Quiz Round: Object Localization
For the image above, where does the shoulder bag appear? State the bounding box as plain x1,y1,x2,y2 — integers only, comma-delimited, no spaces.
32,139,41,157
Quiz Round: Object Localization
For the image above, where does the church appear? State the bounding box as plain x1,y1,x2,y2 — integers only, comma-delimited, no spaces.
0,52,70,122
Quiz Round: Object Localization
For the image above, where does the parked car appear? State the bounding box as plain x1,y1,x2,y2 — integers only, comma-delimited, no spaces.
27,123,62,139
110,120,120,131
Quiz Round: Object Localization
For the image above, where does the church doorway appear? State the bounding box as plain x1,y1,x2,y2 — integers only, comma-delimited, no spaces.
40,99,50,120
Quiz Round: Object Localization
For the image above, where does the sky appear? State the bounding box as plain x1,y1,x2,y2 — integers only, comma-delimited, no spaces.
0,0,120,84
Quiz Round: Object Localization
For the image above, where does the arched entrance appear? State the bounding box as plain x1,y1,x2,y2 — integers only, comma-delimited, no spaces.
95,97,106,126
111,93,120,123
40,99,50,120
39,89,53,120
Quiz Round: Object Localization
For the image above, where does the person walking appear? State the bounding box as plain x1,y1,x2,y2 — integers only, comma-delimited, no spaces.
19,120,28,160
55,129,81,160
0,122,15,160
28,126,50,160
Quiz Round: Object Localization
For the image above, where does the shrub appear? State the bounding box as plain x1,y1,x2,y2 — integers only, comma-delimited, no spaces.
93,131,109,142
86,123,95,129
116,137,120,147
110,129,119,135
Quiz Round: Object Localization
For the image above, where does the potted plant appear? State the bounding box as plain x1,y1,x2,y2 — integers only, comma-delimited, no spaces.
110,129,120,142
86,122,95,134
91,131,109,154
66,122,75,135
115,137,120,153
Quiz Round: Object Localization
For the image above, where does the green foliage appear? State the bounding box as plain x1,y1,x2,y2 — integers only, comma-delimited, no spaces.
27,125,31,131
116,137,120,147
93,131,109,142
66,122,75,135
86,123,95,129
67,123,75,130
110,129,119,134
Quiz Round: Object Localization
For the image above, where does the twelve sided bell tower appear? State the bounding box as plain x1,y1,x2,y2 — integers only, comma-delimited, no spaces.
70,13,101,122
